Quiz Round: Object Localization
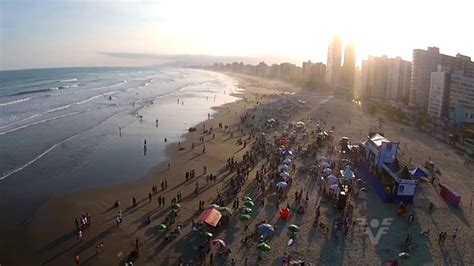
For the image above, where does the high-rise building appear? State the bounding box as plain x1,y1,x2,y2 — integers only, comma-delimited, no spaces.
302,60,326,84
428,65,474,123
386,57,412,103
325,35,342,87
360,55,411,104
342,41,356,89
409,47,474,111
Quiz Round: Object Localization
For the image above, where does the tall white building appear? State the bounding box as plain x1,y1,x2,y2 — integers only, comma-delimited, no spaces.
325,35,342,87
386,57,412,104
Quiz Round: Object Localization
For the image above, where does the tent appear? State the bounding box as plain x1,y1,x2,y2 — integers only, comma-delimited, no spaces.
340,168,355,180
279,208,291,220
330,184,340,193
326,175,337,183
258,224,275,235
409,167,428,178
323,168,332,174
195,208,222,227
276,181,288,189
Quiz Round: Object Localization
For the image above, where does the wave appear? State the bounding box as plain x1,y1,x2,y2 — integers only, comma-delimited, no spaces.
59,78,77,83
0,132,82,181
0,111,81,136
0,97,32,107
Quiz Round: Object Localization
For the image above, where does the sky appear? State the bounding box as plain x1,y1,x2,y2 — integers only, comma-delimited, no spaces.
0,0,473,70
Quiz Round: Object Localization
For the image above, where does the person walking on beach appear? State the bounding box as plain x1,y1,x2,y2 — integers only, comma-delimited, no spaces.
452,228,459,241
77,229,83,243
202,145,206,154
74,253,80,265
148,192,152,203
119,127,122,136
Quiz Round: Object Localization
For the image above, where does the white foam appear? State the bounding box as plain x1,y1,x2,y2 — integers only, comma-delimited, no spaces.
0,97,32,107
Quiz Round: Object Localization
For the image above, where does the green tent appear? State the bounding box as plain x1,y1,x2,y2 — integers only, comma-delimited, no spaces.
243,201,254,207
257,242,271,251
239,214,251,221
154,224,167,231
171,203,181,210
288,224,300,232
217,207,234,216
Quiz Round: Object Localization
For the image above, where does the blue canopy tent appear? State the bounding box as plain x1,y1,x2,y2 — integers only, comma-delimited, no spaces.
409,167,428,178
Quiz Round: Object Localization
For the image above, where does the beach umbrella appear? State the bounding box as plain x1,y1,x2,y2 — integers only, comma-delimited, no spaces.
206,204,220,209
323,168,332,174
211,238,226,247
398,252,410,259
257,242,271,251
276,181,288,189
321,162,331,168
217,207,234,216
171,203,181,210
288,224,300,232
243,201,254,208
239,214,251,221
330,184,340,193
319,156,328,162
154,224,167,231
280,172,290,179
242,196,253,202
258,224,275,235
326,175,337,183
279,164,289,170
282,150,293,156
242,207,252,214
283,159,292,165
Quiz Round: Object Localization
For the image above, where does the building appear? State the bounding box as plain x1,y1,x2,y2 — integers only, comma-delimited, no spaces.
409,47,474,111
386,57,412,104
342,41,356,90
325,35,342,87
428,65,474,123
360,55,411,104
302,60,326,84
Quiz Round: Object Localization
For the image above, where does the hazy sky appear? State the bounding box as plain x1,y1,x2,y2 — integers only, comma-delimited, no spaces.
1,0,473,70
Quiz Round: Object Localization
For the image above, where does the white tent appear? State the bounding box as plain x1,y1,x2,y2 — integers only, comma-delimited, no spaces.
340,168,355,180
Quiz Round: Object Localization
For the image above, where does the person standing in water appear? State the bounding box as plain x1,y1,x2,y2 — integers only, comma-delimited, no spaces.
119,127,122,136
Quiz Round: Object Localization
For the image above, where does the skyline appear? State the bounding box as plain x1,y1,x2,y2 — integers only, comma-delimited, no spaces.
1,0,474,70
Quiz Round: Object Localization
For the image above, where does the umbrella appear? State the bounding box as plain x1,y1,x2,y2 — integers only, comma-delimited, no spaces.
326,175,337,183
279,164,289,171
239,214,251,221
321,162,331,168
323,168,332,174
398,252,410,259
171,203,181,210
242,207,252,214
257,242,271,251
154,224,167,231
199,231,213,238
330,184,340,193
243,201,254,207
276,181,288,189
258,224,275,235
280,172,290,178
207,204,220,209
319,156,328,162
242,196,252,201
282,150,293,156
340,137,349,141
296,121,305,126
211,238,226,247
283,159,292,165
217,207,234,216
288,224,300,232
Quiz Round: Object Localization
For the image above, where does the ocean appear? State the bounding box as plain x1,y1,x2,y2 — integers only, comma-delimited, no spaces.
0,66,240,226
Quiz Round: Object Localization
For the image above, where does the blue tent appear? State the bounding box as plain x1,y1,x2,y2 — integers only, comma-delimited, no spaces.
409,167,428,178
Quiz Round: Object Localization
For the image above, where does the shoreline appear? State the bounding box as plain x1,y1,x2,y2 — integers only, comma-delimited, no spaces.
3,72,293,264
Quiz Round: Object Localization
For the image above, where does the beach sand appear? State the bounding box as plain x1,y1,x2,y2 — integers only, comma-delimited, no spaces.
3,73,473,265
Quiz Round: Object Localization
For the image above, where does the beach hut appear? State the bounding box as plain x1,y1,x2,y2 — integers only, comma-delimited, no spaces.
195,208,222,227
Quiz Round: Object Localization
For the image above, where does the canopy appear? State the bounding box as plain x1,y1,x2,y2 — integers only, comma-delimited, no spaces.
283,159,292,165
244,201,254,207
257,242,271,251
217,207,234,216
409,167,428,178
211,238,226,247
276,181,288,189
206,204,220,209
171,203,181,210
326,175,337,183
296,121,305,126
242,207,252,214
279,208,291,220
319,156,328,162
279,164,289,171
323,168,332,174
154,224,167,231
195,208,222,227
340,168,355,180
280,172,290,179
288,224,300,232
282,149,293,156
239,214,251,221
330,184,340,193
199,231,213,238
321,162,331,168
258,223,275,235
242,196,252,201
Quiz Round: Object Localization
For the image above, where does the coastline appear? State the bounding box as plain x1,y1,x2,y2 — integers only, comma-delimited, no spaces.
3,72,293,265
